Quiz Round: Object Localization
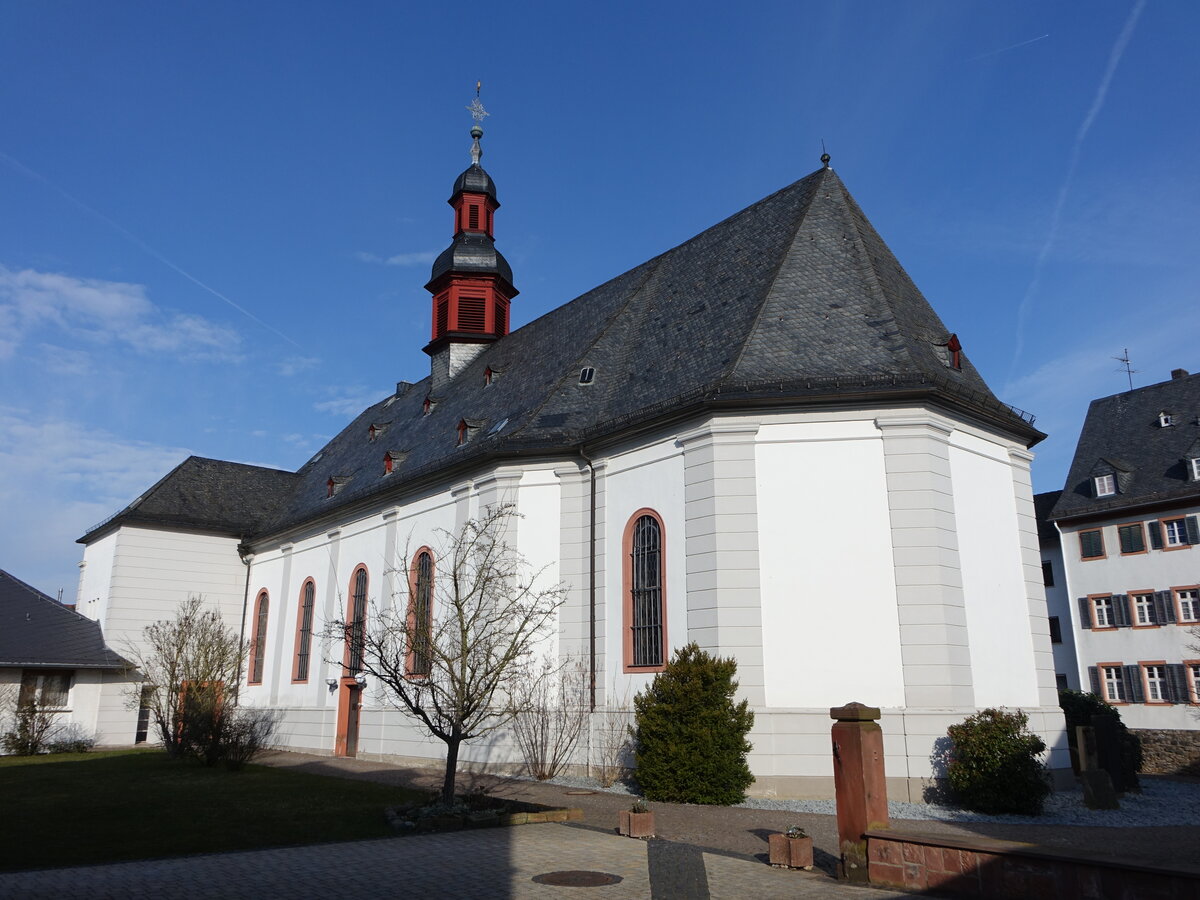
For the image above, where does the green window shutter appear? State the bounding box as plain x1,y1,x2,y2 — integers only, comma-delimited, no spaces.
1186,516,1200,545
1154,590,1176,624
1077,597,1092,626
1148,521,1163,549
1123,665,1145,703
1080,530,1103,558
1088,666,1101,696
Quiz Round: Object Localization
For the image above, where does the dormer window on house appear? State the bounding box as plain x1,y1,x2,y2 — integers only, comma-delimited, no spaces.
1158,411,1175,427
484,366,499,386
456,419,482,446
423,396,437,416
579,367,596,385
326,476,350,499
1094,473,1116,497
368,423,389,442
1190,457,1200,481
944,333,962,370
383,450,407,475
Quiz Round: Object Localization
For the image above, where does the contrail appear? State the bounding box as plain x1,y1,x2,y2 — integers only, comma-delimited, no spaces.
1007,0,1146,387
0,150,303,350
966,33,1050,63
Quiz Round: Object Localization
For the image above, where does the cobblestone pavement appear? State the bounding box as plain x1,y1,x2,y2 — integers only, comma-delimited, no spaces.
0,823,913,900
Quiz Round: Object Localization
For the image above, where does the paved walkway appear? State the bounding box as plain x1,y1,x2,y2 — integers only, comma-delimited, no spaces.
0,824,911,900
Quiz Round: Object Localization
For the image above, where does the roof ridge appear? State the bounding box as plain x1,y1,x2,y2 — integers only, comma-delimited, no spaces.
722,170,828,384
828,171,917,370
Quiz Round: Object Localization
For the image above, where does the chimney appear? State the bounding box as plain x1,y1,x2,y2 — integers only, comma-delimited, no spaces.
1171,368,1189,380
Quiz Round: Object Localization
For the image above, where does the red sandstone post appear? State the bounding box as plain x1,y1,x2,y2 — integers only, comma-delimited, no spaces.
830,702,889,882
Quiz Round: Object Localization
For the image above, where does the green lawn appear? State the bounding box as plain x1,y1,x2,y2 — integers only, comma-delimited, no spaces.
0,749,425,872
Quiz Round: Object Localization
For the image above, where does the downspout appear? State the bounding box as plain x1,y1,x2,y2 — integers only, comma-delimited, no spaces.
234,540,254,707
577,446,597,712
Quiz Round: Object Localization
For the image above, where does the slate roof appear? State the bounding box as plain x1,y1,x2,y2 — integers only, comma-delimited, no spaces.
80,456,299,543
1050,370,1200,522
81,165,1043,546
0,570,130,669
1034,490,1062,544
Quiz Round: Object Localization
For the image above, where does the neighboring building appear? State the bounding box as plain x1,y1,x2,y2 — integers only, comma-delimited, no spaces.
1049,368,1200,736
77,117,1070,797
1035,490,1079,691
0,569,135,746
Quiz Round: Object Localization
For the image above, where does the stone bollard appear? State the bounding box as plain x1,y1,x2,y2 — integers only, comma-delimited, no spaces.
830,702,889,883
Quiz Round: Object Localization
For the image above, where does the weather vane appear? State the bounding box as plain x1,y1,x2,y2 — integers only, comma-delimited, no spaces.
466,81,489,127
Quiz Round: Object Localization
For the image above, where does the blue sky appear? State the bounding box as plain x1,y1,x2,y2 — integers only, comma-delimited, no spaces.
3,1,1197,598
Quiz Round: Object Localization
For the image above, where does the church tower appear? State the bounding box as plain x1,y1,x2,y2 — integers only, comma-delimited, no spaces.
424,90,518,392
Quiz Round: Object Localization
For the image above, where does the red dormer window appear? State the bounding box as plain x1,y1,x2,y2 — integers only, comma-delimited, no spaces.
945,333,962,370
383,454,394,475
423,396,433,416
368,425,378,442
484,366,497,386
326,477,335,499
457,420,468,446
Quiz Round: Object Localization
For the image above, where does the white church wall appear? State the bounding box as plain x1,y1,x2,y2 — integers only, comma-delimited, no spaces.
600,435,687,704
98,526,246,654
949,432,1041,708
754,418,905,710
76,529,118,625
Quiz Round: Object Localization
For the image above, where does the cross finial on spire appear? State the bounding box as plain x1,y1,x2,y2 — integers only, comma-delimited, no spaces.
820,139,830,169
466,82,489,165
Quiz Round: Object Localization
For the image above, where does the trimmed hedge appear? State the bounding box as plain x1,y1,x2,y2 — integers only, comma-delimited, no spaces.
631,643,754,805
946,708,1049,815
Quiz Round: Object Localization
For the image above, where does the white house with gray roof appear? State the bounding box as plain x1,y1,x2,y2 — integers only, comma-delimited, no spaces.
75,119,1069,798
1049,368,1200,734
0,569,135,747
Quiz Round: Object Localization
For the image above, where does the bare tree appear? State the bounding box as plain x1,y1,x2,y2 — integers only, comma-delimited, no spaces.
329,504,565,805
0,685,65,755
123,596,245,758
593,687,635,787
510,657,589,780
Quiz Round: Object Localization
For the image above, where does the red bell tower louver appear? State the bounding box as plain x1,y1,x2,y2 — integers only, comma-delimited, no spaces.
424,88,517,390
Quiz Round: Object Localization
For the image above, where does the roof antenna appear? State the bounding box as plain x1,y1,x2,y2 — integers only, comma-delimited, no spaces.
466,81,489,166
820,139,830,169
1114,348,1138,392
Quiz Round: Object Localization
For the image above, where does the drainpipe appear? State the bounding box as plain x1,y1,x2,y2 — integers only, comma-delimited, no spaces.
235,540,254,706
577,446,597,712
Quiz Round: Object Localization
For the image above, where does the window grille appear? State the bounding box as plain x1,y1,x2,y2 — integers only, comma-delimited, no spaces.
631,515,663,667
411,552,433,676
348,569,367,674
296,581,315,681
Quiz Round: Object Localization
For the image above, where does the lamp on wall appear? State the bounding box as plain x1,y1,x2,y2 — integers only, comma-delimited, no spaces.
325,678,337,693
354,671,367,687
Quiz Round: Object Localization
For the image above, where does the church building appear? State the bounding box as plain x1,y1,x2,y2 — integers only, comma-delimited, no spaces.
76,109,1069,798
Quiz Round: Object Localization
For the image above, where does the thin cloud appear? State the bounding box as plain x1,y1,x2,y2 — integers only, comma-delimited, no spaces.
0,265,242,362
0,149,302,350
36,343,92,376
1009,1,1146,382
277,355,320,376
356,250,438,267
965,34,1049,63
314,387,377,417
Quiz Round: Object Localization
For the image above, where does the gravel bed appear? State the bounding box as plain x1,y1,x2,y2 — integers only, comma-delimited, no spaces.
516,773,1200,827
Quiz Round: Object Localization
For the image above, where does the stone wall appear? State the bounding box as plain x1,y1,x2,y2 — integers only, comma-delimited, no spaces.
866,830,1199,899
1132,728,1200,776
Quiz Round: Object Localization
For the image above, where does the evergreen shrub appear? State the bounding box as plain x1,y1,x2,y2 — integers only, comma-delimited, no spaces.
630,642,754,805
945,708,1049,815
1058,688,1142,791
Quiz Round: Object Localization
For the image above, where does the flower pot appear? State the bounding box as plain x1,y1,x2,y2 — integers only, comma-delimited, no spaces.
618,809,655,838
768,833,813,870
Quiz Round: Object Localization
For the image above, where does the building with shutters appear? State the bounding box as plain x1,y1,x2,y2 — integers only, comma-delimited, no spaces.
75,111,1071,797
1048,368,1200,730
